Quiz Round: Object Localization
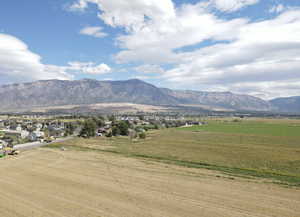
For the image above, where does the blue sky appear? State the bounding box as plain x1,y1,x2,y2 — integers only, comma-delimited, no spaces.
0,0,300,99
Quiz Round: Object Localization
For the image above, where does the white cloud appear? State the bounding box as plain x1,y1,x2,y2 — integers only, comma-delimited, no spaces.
134,64,165,74
68,0,90,11
0,33,111,84
68,61,111,74
0,33,73,83
268,4,300,14
79,26,108,38
70,0,175,31
269,4,285,13
131,75,156,80
115,2,247,63
209,0,259,12
69,0,300,99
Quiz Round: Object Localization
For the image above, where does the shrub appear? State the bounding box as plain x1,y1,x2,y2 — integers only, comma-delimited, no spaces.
112,126,121,136
118,121,129,136
139,132,146,139
79,119,97,138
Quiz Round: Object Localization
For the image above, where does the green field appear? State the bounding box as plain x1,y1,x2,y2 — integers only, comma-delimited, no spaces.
180,119,300,137
50,119,300,186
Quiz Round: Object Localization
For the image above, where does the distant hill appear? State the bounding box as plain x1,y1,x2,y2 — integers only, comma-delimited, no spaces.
270,96,300,113
0,79,274,112
0,79,178,110
161,89,271,111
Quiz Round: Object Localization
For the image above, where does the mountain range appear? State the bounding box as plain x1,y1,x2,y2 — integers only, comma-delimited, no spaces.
270,96,300,113
0,79,298,113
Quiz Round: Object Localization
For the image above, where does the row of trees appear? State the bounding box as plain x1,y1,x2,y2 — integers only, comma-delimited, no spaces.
78,118,146,139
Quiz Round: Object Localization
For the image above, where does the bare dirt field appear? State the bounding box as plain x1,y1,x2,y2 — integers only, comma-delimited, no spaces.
9,103,169,113
0,148,299,217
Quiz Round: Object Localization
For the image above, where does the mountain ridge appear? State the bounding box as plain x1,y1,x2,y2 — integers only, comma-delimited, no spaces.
0,79,296,113
270,96,300,113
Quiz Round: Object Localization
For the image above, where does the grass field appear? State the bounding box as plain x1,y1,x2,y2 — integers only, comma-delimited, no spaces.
1,149,300,217
180,119,300,137
52,119,300,186
1,118,299,217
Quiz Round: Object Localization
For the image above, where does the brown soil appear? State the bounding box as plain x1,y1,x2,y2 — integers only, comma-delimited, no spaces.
0,149,299,217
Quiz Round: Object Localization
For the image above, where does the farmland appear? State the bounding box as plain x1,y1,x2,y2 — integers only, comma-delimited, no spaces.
180,118,300,137
0,148,300,217
53,118,300,185
1,118,300,217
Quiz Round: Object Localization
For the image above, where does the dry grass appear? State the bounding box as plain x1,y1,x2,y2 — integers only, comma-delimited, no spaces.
53,119,300,185
1,148,300,217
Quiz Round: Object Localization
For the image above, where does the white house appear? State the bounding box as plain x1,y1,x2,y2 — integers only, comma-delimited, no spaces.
34,130,45,138
36,123,43,130
21,130,30,139
16,125,22,132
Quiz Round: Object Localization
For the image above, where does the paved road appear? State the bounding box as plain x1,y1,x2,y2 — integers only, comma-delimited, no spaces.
14,137,73,150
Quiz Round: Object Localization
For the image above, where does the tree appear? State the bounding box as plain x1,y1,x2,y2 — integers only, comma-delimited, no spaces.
92,117,105,128
118,121,129,136
65,123,76,136
138,115,144,121
108,115,116,122
139,132,146,139
112,126,121,136
79,119,97,138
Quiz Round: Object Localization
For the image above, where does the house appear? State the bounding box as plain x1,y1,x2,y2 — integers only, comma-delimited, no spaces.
27,132,37,141
36,123,43,130
2,137,13,147
9,123,18,131
16,124,22,132
96,128,108,136
21,130,30,139
0,139,7,147
0,121,4,128
34,130,45,138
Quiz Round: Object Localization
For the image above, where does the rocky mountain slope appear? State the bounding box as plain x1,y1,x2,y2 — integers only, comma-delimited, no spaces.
0,79,276,112
0,79,178,110
270,96,300,113
161,89,271,111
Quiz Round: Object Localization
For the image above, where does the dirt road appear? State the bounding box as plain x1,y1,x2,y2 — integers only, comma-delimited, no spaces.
0,148,299,217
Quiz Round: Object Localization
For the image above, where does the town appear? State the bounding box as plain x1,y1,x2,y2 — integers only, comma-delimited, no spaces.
0,113,208,154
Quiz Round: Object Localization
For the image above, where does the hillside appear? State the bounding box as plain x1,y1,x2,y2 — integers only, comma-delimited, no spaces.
270,96,300,113
0,79,273,112
161,89,271,111
0,79,178,110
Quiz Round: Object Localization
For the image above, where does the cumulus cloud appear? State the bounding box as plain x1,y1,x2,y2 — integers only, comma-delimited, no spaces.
115,3,247,63
0,33,73,83
69,0,300,99
68,61,111,74
0,33,111,84
79,26,108,38
209,0,259,12
160,10,300,98
69,0,175,31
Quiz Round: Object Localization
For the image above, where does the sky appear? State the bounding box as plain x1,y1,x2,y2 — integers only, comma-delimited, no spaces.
0,0,300,99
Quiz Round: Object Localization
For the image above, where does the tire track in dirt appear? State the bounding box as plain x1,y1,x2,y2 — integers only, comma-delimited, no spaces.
0,150,153,217
1,149,299,217
13,149,300,217
36,150,298,217
0,150,121,217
